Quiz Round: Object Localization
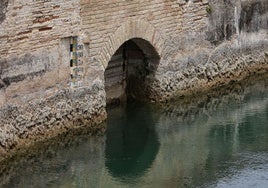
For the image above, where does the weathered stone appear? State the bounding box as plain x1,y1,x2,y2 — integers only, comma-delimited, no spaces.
0,0,267,158
0,0,8,24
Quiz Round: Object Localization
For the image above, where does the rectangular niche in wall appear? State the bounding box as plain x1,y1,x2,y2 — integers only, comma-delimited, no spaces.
69,36,84,88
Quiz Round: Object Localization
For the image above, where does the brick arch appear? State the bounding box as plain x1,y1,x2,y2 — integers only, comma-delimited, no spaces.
98,19,165,69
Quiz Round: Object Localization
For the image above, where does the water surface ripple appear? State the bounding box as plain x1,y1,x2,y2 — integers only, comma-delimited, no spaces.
0,74,268,188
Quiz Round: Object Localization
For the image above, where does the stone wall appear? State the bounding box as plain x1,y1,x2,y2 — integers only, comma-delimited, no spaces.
0,0,267,156
150,0,268,100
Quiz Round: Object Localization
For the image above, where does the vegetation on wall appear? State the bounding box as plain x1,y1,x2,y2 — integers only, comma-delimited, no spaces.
206,5,212,14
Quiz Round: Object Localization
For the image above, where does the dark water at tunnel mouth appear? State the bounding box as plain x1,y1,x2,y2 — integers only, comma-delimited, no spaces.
0,73,268,188
105,102,160,184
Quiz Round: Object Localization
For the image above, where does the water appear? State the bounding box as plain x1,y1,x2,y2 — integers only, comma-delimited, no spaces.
0,74,268,188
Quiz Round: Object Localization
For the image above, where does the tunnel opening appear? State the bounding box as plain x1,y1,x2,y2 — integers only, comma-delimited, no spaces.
104,38,160,107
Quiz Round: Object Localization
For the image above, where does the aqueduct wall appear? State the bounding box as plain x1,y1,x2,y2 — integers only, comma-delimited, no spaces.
0,0,268,156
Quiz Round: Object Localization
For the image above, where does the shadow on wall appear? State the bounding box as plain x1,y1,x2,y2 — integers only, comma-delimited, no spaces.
240,0,268,32
206,0,268,45
0,0,8,24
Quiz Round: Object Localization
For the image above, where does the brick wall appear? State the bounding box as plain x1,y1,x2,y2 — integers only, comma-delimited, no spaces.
81,0,208,66
0,0,80,57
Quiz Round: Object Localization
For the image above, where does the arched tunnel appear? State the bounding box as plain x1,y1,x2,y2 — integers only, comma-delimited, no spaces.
104,38,160,106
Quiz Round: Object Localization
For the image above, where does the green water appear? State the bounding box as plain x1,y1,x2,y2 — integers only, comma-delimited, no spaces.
0,75,268,188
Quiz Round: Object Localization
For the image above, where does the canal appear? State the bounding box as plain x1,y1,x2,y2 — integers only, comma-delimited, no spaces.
0,74,268,188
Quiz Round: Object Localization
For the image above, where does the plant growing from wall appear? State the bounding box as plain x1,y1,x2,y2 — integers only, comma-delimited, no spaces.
206,5,213,14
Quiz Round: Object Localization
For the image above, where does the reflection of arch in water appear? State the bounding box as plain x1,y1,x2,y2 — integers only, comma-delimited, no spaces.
105,103,160,182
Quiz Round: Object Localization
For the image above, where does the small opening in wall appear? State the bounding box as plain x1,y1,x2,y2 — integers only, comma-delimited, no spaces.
70,44,73,52
69,36,84,88
70,59,73,67
38,27,52,32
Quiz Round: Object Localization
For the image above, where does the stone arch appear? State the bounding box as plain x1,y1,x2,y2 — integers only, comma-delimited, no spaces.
98,19,165,69
101,19,165,105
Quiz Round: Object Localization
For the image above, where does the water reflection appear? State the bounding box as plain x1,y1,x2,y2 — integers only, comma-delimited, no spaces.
105,103,160,183
0,74,267,187
149,74,268,187
0,131,106,188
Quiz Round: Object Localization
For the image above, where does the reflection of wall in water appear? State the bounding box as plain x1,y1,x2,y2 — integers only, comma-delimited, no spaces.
139,75,268,187
0,134,106,188
0,74,267,187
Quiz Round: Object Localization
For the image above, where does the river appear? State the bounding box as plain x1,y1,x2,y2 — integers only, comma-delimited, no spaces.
0,74,268,188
